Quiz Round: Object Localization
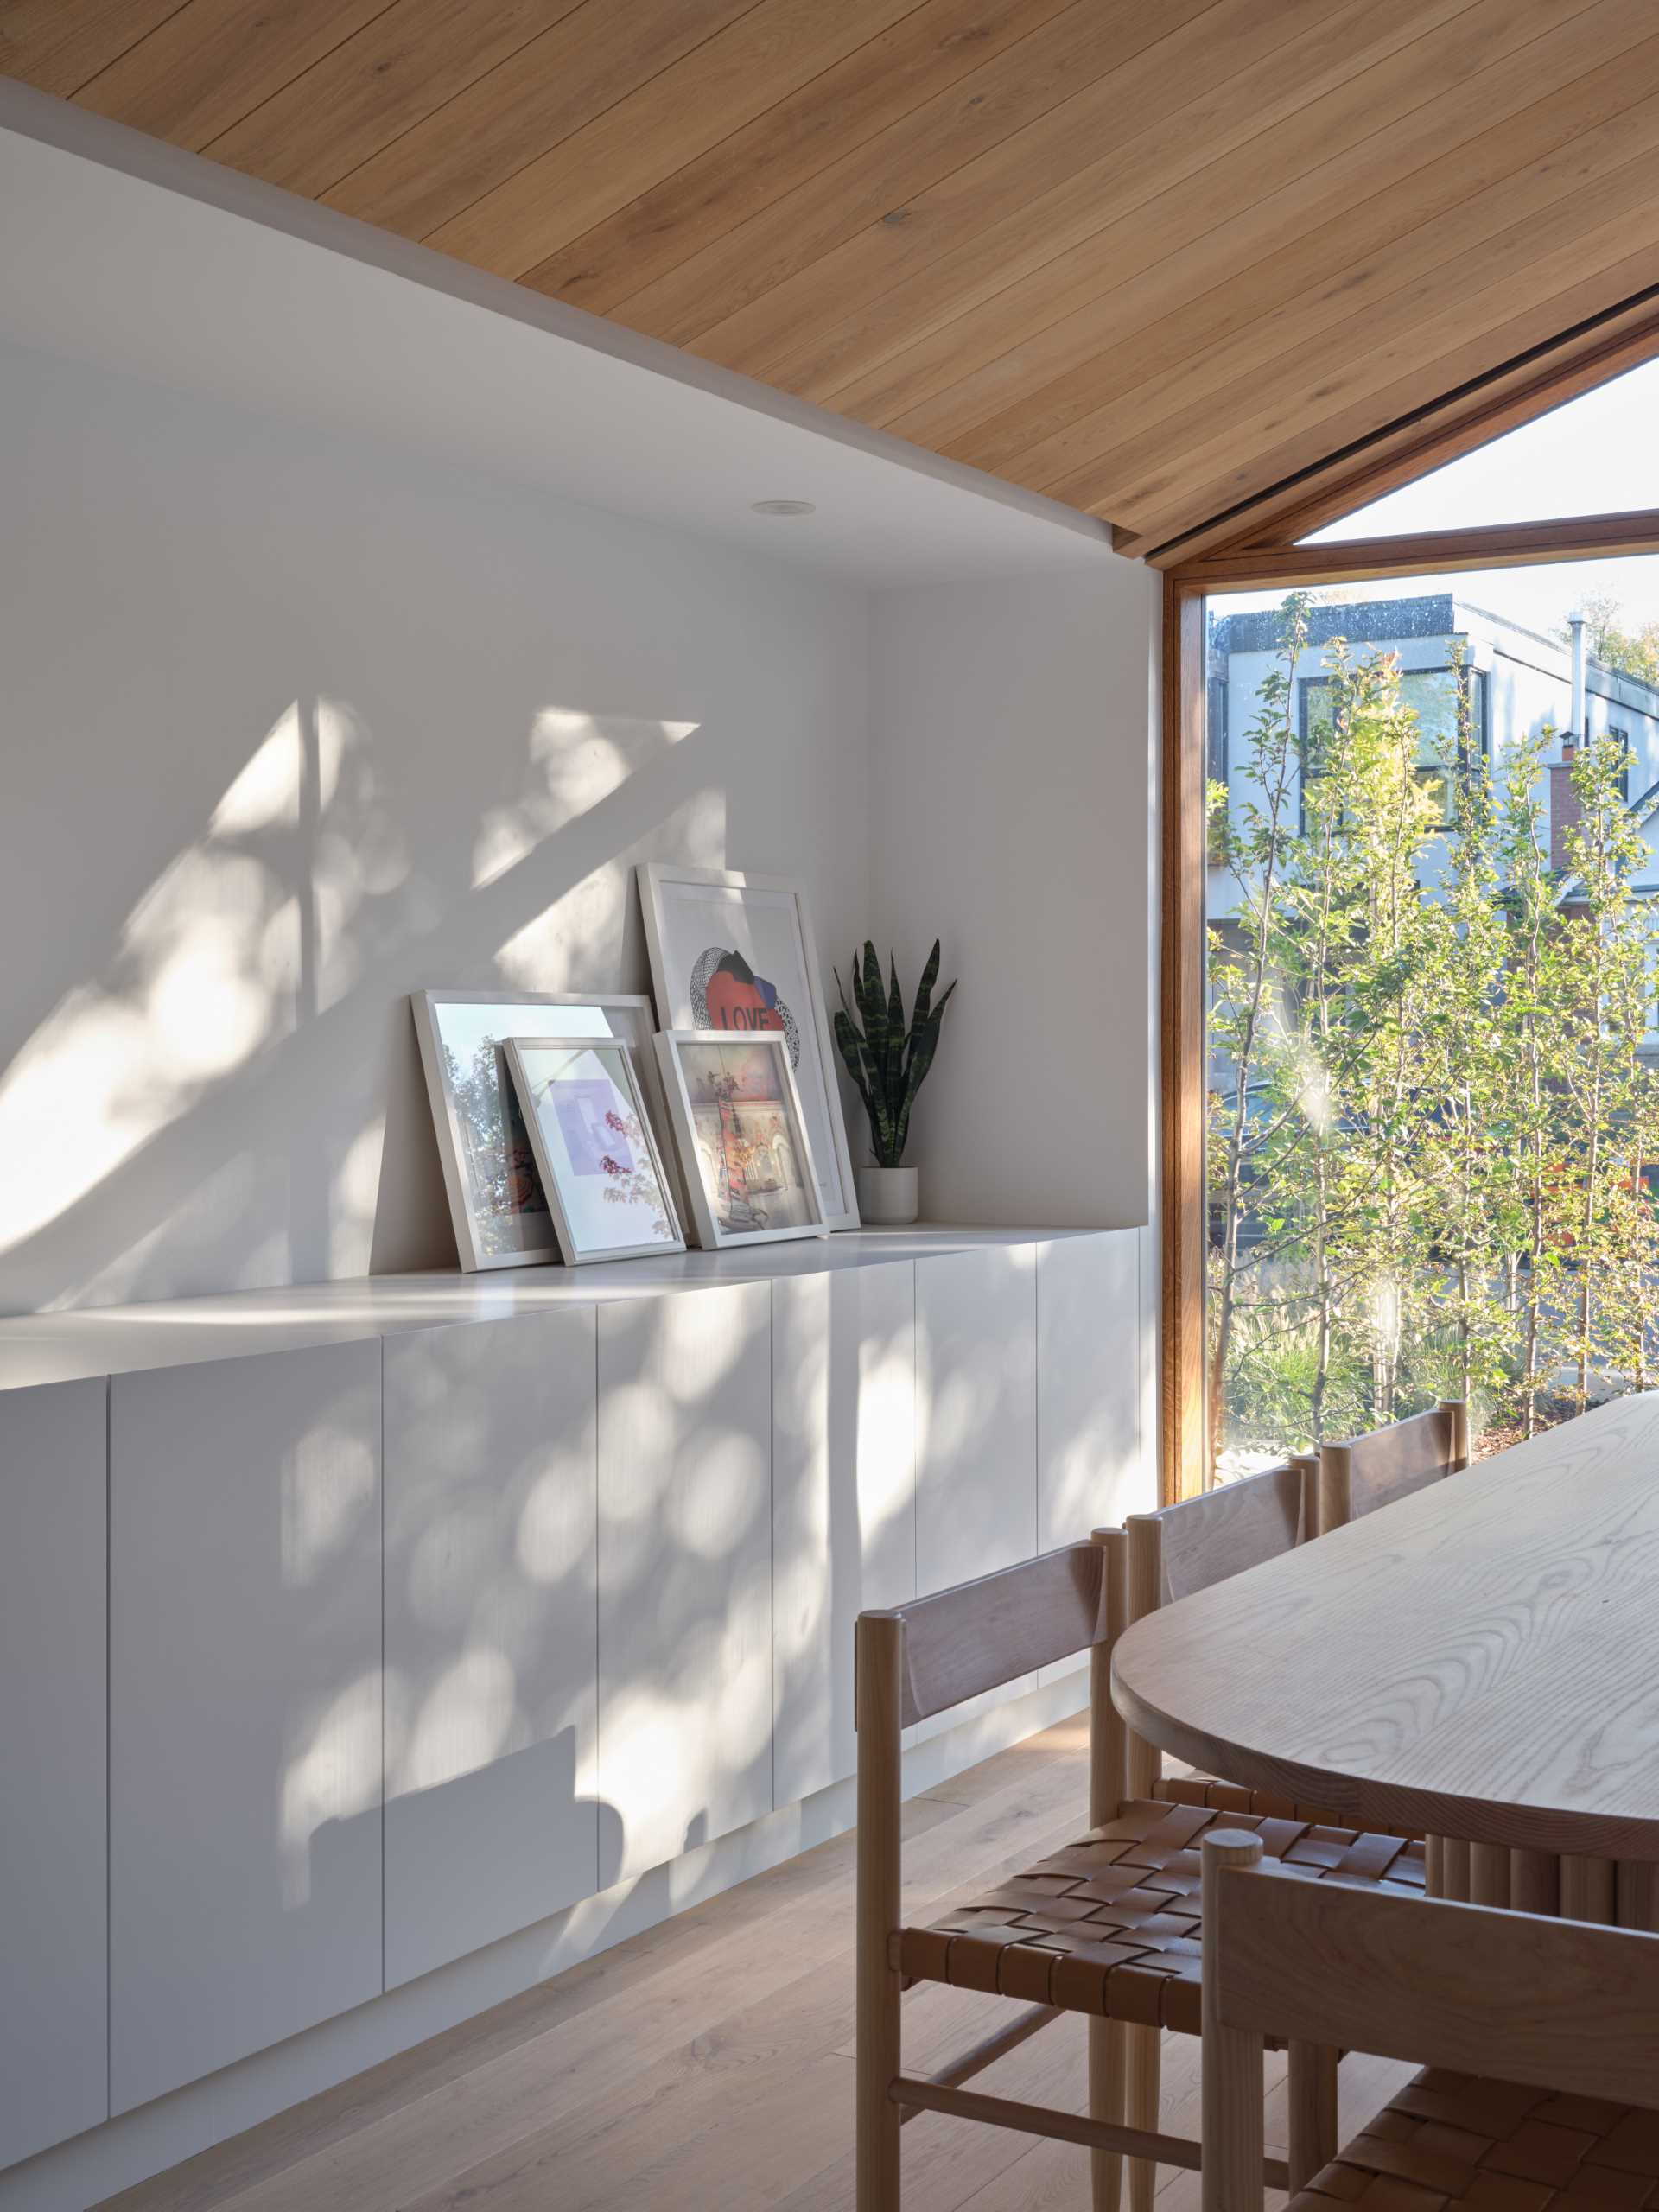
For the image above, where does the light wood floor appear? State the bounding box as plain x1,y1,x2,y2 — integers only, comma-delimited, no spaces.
99,1716,1412,2212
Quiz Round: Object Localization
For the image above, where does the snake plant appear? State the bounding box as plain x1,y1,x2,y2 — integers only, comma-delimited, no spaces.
833,940,957,1169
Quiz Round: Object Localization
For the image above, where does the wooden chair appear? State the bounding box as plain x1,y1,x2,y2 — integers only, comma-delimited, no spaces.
1145,1454,1316,1604
1200,1826,1659,2212
1315,1402,1486,1905
1116,1456,1459,2205
855,1494,1427,2212
1119,1459,1346,2211
1316,1398,1469,1535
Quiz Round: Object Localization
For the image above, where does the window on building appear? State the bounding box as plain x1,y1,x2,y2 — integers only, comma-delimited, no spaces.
1206,673,1228,785
1206,674,1230,864
1300,664,1486,824
1299,676,1344,827
1609,725,1630,800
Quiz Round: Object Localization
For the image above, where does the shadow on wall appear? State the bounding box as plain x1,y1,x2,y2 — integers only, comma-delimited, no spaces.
0,694,717,1313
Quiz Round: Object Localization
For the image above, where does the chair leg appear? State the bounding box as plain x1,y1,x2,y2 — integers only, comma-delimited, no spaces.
855,1942,901,2209
1090,2017,1127,2212
1287,2043,1338,2190
1125,2022,1161,2212
855,1616,904,2211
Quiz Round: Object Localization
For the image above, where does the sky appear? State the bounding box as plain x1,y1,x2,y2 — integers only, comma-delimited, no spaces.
1212,355,1659,635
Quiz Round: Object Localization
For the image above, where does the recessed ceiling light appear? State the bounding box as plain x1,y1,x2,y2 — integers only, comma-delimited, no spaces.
750,499,816,517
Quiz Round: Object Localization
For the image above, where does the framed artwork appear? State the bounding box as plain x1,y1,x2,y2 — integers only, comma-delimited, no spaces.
411,990,688,1272
503,1037,684,1264
654,1030,829,1249
637,863,859,1231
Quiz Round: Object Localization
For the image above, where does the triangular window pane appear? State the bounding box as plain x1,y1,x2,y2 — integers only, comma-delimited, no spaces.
1305,355,1659,542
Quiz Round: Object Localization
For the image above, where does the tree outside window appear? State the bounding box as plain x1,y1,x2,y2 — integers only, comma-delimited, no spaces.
1300,664,1486,827
1208,594,1659,1482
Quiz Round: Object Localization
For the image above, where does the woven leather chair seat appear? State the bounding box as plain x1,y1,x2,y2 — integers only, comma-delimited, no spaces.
897,1798,1426,2034
1288,2069,1659,2212
1154,1772,1424,1842
1155,1773,1343,1826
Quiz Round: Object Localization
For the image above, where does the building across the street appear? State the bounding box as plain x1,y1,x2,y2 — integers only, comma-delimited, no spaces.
1206,591,1659,912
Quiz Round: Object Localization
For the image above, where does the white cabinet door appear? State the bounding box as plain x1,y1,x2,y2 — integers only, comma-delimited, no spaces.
1038,1231,1149,1548
597,1282,772,1882
914,1245,1038,1596
0,1378,108,2167
109,1343,383,2113
383,1310,599,1987
772,1262,916,1806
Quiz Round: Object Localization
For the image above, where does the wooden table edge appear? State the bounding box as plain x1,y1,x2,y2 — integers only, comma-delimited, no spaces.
1111,1641,1659,1864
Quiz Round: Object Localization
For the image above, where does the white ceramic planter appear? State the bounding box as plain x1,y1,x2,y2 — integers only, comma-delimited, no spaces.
856,1166,919,1225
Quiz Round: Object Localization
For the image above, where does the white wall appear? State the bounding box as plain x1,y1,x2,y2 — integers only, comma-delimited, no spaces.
0,339,871,1313
868,569,1160,1232
1,339,1158,1319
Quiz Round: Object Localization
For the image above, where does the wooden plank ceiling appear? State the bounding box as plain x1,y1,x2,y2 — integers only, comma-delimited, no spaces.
8,0,1659,558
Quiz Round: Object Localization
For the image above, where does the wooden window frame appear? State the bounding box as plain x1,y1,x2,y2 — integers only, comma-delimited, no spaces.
1155,328,1659,1503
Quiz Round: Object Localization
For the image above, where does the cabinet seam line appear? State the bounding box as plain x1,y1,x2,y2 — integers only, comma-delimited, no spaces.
105,1373,112,2120
593,1309,601,1900
379,1336,387,1998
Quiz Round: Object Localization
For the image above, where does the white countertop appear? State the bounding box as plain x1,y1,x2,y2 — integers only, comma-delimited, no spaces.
0,1225,1129,1391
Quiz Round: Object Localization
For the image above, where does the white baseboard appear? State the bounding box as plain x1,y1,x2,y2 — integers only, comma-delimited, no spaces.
0,1672,1087,2212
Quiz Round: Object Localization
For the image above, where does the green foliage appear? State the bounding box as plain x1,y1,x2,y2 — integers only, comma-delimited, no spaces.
1572,591,1659,690
834,940,957,1168
1209,596,1659,1474
1214,1283,1375,1455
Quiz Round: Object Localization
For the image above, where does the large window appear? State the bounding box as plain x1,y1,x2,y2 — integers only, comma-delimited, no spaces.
1165,327,1659,1503
1205,567,1659,1483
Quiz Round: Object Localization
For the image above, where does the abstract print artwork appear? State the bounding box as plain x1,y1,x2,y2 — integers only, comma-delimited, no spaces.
638,865,859,1230
655,1030,826,1249
688,947,801,1064
504,1037,683,1264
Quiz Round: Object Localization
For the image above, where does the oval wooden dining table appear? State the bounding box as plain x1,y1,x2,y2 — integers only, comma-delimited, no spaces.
1112,1392,1659,1881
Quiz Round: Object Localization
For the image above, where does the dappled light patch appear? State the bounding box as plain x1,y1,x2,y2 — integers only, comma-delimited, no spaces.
668,1428,767,1560
279,1669,381,1911
403,1648,520,1796
281,1421,377,1586
0,683,718,1306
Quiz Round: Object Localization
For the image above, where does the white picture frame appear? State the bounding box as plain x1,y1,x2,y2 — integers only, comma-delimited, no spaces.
503,1036,685,1265
637,863,860,1232
653,1030,830,1249
411,989,689,1272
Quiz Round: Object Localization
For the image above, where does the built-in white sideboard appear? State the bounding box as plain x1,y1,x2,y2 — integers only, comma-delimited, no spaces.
0,1227,1150,2197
